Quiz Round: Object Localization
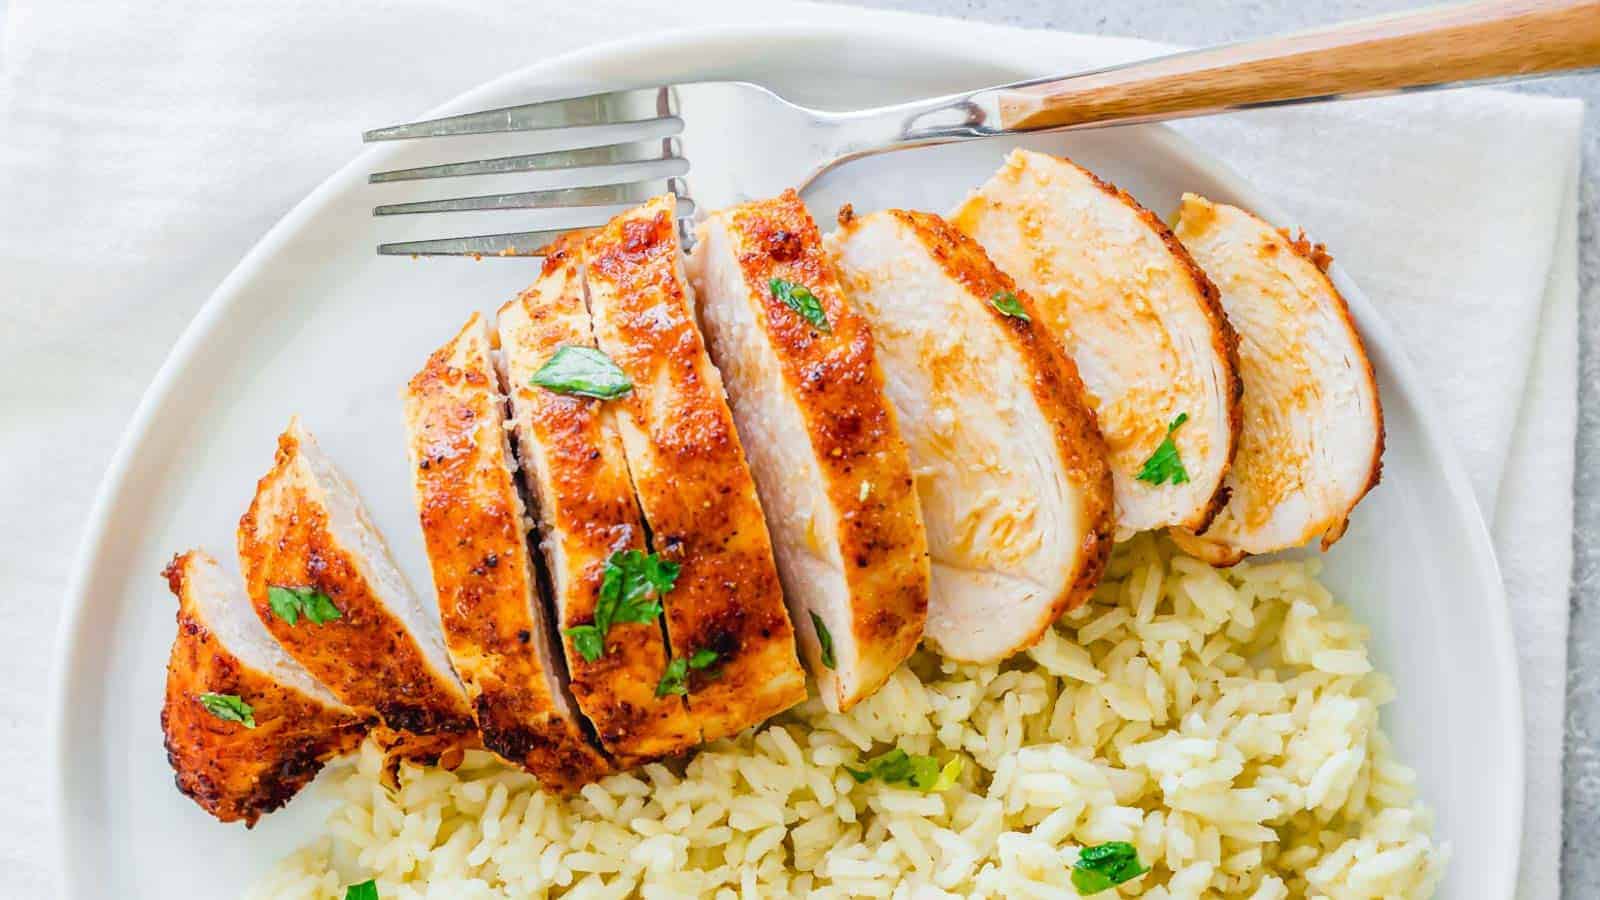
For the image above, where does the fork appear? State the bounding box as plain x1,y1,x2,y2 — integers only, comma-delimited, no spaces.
365,0,1600,257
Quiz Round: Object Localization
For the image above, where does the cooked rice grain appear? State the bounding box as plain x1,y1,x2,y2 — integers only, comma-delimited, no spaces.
247,536,1446,899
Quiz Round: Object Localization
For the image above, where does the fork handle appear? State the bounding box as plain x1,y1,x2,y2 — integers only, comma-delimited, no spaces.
998,0,1600,131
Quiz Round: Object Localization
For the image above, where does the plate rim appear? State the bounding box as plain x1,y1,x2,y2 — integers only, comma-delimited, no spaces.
49,20,1524,897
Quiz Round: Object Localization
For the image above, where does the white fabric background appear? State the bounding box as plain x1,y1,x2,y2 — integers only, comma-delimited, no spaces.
0,0,1580,896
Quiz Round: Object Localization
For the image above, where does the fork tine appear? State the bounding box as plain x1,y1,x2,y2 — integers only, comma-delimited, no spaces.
373,180,695,217
378,229,576,258
368,138,685,184
363,87,677,141
376,200,695,257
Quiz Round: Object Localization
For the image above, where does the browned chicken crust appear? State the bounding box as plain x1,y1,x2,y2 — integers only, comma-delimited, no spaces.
877,209,1115,632
952,150,1241,536
161,551,368,826
238,420,476,739
1170,197,1385,565
700,191,929,711
405,314,612,791
585,195,807,741
1068,163,1243,534
499,245,699,763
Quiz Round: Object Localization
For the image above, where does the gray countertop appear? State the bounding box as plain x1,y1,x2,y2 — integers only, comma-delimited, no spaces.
837,0,1599,892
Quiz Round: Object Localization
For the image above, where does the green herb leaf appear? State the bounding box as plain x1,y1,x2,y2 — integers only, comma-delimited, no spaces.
268,585,342,626
345,880,379,900
990,290,1031,321
809,612,836,670
1071,842,1148,895
689,648,719,670
1135,413,1191,486
565,624,603,663
847,748,961,792
577,550,679,661
198,693,256,729
656,657,689,697
930,757,964,792
531,345,633,399
770,278,831,333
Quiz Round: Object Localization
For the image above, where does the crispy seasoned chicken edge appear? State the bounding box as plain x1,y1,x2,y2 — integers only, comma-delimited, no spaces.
161,550,369,826
236,417,477,740
584,194,808,740
952,148,1242,537
1169,194,1385,566
498,245,700,762
827,206,1115,662
405,312,613,792
688,191,929,713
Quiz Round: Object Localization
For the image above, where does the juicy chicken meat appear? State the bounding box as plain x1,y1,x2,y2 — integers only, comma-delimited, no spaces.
688,191,930,713
161,550,368,825
1169,194,1384,565
585,195,807,740
952,149,1241,537
404,313,613,790
825,207,1114,663
499,245,698,764
237,417,476,742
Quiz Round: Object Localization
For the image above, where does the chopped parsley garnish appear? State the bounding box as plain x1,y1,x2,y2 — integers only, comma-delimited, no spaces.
345,880,379,900
1135,412,1191,486
810,612,836,670
656,648,719,696
989,290,1031,321
566,550,679,662
198,693,256,729
845,748,962,792
770,278,831,333
530,345,633,399
1071,841,1148,895
267,585,342,626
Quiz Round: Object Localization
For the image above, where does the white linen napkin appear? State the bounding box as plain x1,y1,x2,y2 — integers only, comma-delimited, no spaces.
0,1,1580,896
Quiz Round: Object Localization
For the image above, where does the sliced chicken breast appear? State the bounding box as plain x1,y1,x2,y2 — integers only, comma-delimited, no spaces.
404,313,613,790
161,550,368,826
952,149,1241,537
825,207,1114,663
237,417,476,741
687,191,929,713
1168,194,1384,565
584,195,807,740
499,242,699,765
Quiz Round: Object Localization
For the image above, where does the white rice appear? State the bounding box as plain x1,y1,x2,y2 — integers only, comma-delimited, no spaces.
246,536,1447,899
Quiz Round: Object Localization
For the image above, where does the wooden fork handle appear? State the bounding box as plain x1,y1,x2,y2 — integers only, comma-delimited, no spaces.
999,0,1600,131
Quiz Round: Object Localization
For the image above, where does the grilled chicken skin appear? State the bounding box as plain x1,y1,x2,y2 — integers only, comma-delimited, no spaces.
238,418,475,741
499,243,699,763
826,207,1114,663
952,149,1241,537
585,195,807,740
688,191,929,713
404,314,613,790
161,550,368,826
1169,195,1384,565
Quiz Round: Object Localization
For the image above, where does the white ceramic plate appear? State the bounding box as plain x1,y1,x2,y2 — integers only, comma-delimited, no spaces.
51,23,1522,898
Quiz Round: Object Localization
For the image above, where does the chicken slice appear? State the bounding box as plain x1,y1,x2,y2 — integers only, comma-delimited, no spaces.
237,417,476,742
584,195,807,740
1168,194,1384,565
687,191,929,713
404,313,613,789
952,148,1241,537
161,550,368,826
498,242,700,762
825,207,1114,663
